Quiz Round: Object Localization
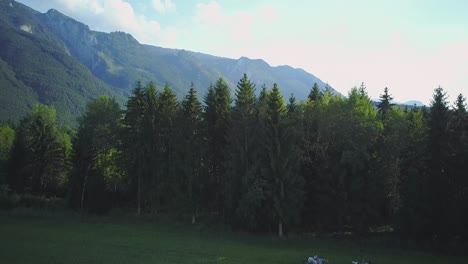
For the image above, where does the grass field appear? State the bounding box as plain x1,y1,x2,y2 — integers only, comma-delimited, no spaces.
0,210,466,264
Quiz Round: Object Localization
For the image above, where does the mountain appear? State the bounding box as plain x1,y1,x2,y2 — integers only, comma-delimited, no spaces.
0,0,125,125
0,0,336,124
37,6,335,99
402,100,425,107
371,99,426,110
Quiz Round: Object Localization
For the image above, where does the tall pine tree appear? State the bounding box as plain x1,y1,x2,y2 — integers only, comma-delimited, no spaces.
377,87,395,118
263,84,304,237
226,74,265,229
203,78,231,214
157,84,179,210
428,86,451,244
122,82,159,215
178,83,203,223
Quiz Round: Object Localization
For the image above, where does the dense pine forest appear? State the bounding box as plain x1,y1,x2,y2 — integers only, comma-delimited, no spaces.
1,75,467,251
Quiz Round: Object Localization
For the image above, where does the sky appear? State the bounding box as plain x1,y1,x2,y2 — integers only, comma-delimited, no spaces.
16,0,468,105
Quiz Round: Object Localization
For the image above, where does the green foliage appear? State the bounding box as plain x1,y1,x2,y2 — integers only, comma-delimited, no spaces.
342,87,382,233
262,83,304,237
96,148,125,192
121,82,160,215
396,108,430,239
426,87,451,242
0,21,125,125
308,83,323,102
71,96,122,213
0,124,15,184
7,104,70,195
156,83,180,210
378,108,408,219
226,74,265,229
3,69,468,249
377,87,395,118
177,83,204,222
203,78,231,213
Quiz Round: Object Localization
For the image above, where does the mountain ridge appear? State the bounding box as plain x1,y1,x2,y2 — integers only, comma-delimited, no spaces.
1,0,336,125
0,0,125,125
15,0,334,97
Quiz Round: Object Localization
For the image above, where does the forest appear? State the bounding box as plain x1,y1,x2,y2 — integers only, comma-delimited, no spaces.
0,74,467,251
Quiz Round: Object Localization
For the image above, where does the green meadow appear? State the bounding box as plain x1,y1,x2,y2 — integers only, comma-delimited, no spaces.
1,211,466,264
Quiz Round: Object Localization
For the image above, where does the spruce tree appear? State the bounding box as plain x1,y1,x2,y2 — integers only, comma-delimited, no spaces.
448,94,468,241
308,83,323,102
157,84,179,209
264,84,304,237
287,94,298,116
179,83,203,223
122,82,159,215
396,108,430,240
203,78,231,214
377,87,395,118
226,74,265,229
428,86,451,243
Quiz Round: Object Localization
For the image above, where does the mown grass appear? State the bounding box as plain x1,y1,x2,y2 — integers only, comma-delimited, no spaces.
0,210,466,264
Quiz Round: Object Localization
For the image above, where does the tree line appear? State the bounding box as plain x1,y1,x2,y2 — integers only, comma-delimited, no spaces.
0,74,467,248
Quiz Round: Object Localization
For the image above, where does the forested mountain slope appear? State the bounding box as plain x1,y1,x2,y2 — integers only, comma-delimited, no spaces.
1,0,335,107
0,0,125,125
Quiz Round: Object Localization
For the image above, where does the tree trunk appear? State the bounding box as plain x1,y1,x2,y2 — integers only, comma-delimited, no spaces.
137,173,141,216
278,220,283,238
80,164,91,213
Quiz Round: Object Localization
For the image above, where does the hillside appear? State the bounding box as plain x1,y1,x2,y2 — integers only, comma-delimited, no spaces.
0,0,125,125
9,1,334,96
0,0,338,124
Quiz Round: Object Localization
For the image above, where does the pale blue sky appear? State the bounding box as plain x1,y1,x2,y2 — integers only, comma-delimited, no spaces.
17,0,468,104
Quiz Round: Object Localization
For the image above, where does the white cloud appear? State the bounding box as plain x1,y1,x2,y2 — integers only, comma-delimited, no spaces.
191,1,280,53
16,0,467,103
17,0,176,46
152,0,176,14
195,1,224,25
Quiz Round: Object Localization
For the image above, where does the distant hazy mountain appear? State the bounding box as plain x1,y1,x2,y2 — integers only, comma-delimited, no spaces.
402,100,425,107
371,99,426,109
0,0,336,124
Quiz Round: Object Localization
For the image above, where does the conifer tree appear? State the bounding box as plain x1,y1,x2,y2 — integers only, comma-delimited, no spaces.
427,86,451,242
308,83,323,102
377,87,395,118
226,74,265,229
203,78,231,214
396,107,429,240
287,94,298,116
448,94,468,240
264,84,304,237
157,84,179,209
122,82,159,215
179,83,203,223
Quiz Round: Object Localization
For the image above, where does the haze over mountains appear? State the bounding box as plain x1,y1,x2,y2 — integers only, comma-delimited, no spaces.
0,0,337,125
